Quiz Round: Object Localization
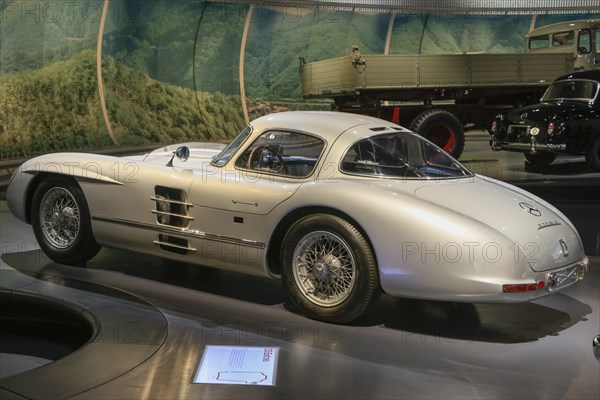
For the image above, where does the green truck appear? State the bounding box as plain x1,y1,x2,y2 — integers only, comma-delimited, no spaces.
300,20,599,159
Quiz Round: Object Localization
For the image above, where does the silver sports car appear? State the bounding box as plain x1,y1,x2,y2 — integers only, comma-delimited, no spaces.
6,111,590,323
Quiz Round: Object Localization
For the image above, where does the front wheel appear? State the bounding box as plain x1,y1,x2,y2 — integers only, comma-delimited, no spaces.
32,177,100,266
281,214,380,324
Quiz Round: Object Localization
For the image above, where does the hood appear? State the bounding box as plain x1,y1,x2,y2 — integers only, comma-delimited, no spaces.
138,143,226,169
412,177,583,272
504,101,589,126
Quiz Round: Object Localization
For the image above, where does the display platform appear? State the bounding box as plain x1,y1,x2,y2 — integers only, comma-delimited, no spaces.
1,136,599,399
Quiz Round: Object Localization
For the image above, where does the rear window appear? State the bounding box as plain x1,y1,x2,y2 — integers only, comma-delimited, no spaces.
542,79,599,102
340,132,472,180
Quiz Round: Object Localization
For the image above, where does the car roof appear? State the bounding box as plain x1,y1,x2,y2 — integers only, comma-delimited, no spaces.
554,69,600,82
249,111,403,142
526,19,600,37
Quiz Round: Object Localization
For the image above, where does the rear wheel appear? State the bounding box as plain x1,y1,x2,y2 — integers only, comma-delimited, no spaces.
281,214,380,324
585,135,600,172
32,177,100,266
410,109,465,159
524,152,556,168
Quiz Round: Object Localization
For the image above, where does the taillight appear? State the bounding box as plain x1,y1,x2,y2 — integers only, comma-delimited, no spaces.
547,122,555,135
502,281,545,293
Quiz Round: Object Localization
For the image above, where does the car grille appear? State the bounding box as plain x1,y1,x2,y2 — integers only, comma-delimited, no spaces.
507,125,530,142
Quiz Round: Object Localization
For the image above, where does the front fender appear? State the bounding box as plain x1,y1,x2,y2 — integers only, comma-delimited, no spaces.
6,153,132,223
17,153,127,185
6,165,32,222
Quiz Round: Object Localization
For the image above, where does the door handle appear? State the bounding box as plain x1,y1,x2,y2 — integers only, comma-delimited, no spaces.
232,200,258,207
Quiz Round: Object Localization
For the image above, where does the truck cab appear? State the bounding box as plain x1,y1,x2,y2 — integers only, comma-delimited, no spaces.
525,19,600,70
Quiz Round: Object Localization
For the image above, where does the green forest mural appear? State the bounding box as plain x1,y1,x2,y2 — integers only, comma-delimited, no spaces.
0,0,598,156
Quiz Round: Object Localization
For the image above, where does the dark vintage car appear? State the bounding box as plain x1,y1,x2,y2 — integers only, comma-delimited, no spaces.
489,70,600,171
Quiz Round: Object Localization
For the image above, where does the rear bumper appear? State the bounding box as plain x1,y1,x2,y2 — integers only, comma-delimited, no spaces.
502,256,590,299
382,255,591,303
545,257,590,292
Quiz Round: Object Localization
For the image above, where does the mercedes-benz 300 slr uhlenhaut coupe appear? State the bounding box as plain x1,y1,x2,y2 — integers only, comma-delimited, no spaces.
7,112,590,323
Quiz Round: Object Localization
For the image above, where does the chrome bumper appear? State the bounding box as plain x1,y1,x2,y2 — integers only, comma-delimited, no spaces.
491,136,567,153
546,256,590,292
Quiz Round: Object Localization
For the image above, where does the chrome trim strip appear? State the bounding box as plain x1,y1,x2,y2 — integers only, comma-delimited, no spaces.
153,240,197,252
92,214,266,249
496,143,567,151
150,196,194,207
151,210,195,220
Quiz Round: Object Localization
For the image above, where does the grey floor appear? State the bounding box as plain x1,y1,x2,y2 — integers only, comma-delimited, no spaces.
1,134,599,399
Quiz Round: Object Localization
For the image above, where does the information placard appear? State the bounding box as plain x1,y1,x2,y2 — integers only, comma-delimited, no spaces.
193,345,279,386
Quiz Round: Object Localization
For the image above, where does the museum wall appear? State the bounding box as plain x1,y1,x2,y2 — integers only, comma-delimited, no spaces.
0,0,598,156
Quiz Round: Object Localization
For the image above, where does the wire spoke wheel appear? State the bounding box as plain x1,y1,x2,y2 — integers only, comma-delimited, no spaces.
32,177,100,266
39,187,81,249
292,231,356,307
281,214,380,323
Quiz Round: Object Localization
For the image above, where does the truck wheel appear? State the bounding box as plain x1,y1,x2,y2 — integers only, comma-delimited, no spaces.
524,152,556,168
410,109,465,159
280,214,380,324
585,135,600,172
31,177,100,266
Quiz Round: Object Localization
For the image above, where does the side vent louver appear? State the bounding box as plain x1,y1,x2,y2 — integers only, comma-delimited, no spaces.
151,187,195,255
151,186,193,228
154,235,196,255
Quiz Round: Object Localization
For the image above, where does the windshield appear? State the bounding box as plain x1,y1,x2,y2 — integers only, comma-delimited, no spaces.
211,126,252,166
542,79,599,102
340,132,472,179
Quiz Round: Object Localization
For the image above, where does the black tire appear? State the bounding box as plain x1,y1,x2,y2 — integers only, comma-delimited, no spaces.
31,177,100,266
524,152,556,168
280,214,380,324
585,135,600,172
409,109,465,159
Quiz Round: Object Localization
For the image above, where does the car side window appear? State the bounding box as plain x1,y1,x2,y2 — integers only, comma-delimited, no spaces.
235,130,325,178
340,133,471,179
578,30,591,53
529,34,549,50
552,31,574,47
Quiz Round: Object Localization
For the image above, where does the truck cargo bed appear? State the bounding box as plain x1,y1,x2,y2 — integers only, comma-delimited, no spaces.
301,53,575,99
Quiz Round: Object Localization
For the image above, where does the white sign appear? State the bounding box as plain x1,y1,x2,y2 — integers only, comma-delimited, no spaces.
193,345,279,386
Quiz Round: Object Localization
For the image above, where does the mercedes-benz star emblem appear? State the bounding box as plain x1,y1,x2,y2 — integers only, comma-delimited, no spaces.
519,202,541,217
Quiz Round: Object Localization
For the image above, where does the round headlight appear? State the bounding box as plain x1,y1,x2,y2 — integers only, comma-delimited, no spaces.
530,127,540,136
